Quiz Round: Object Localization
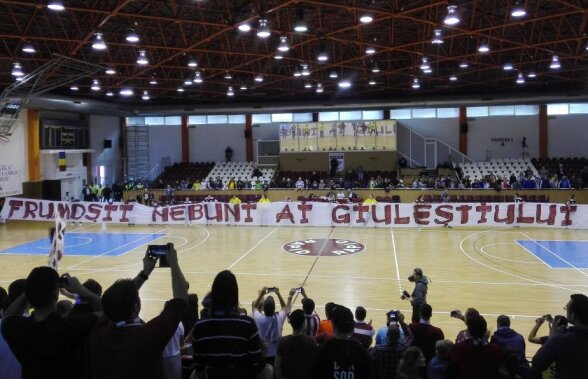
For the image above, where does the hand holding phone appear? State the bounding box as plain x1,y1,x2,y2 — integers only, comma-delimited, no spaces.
147,244,171,267
294,287,303,293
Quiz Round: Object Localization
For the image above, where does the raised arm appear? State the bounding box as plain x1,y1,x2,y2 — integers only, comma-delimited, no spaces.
132,252,157,290
252,287,267,314
528,316,547,344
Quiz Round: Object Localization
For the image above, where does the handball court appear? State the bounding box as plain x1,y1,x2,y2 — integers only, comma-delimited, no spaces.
1,221,587,356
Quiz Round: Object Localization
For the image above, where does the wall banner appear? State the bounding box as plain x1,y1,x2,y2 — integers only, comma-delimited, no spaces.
0,164,22,197
1,198,586,229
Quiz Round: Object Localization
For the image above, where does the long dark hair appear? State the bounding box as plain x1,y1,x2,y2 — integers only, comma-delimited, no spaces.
211,270,239,313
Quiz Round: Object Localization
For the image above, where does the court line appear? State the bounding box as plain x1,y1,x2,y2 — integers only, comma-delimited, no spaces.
519,232,588,277
65,225,172,270
459,228,578,293
226,227,279,270
514,240,555,269
390,228,403,295
298,228,335,289
479,243,541,264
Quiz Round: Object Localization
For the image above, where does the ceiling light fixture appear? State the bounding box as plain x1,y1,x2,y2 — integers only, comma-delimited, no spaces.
193,71,203,83
125,28,140,43
317,50,329,62
11,61,24,77
503,62,514,71
316,83,324,93
187,58,198,67
142,90,150,100
105,66,116,75
92,33,107,50
411,77,420,89
449,74,458,81
549,55,561,69
176,87,185,93
359,13,373,24
22,41,36,53
338,79,351,88
301,64,311,76
294,7,308,33
274,54,284,60
90,79,101,91
459,61,469,68
254,75,264,83
478,41,490,53
47,0,65,11
106,91,114,97
227,86,235,96
329,70,339,79
149,76,158,85
224,72,232,80
420,56,430,71
511,2,527,18
423,68,433,74
70,85,79,91
443,5,460,25
293,69,302,77
240,83,248,90
238,22,251,32
136,49,149,65
184,77,193,86
120,88,134,96
368,78,376,85
371,62,380,73
278,36,290,52
365,46,376,55
516,72,525,84
304,82,312,88
432,29,444,44
527,71,537,78
257,19,271,38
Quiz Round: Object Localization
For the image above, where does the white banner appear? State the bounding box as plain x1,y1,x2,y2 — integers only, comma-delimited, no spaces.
0,164,22,197
1,197,587,229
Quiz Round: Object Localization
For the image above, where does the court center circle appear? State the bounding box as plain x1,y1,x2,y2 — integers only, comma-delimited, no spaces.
282,239,365,257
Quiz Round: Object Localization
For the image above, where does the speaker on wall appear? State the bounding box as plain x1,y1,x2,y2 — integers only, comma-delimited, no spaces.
244,130,252,139
312,112,319,122
104,139,112,148
460,123,469,133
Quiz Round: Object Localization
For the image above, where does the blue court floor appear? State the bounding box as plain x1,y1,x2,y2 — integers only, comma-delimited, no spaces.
517,240,588,269
0,233,166,256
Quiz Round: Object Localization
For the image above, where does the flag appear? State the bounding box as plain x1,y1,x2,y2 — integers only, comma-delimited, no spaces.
58,151,66,172
48,215,66,270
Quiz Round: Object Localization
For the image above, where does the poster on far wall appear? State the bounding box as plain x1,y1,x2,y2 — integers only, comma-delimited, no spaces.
0,163,22,197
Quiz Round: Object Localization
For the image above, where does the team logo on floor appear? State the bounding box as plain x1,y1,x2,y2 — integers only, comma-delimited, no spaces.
282,239,365,256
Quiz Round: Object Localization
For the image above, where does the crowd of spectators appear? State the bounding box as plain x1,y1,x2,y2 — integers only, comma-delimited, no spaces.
1,254,587,379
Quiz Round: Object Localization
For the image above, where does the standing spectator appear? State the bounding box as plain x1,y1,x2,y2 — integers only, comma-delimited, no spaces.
532,294,588,378
490,315,529,378
251,287,293,365
274,309,318,379
408,304,445,362
316,302,337,343
370,324,407,379
408,268,429,323
2,268,101,379
353,306,375,349
192,270,265,378
0,279,26,379
225,146,233,162
376,310,413,349
330,157,339,177
397,346,426,379
89,245,187,379
451,307,481,343
449,315,504,379
298,290,320,337
427,339,454,379
308,306,371,378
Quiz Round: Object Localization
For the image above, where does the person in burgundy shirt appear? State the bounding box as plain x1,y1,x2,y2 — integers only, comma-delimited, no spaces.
408,304,445,362
449,314,504,379
89,244,188,379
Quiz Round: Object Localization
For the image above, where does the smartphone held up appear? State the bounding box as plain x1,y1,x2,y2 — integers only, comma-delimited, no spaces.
147,243,172,268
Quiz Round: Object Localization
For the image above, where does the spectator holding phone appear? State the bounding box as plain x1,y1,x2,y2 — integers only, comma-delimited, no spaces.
1,267,102,379
89,243,188,379
252,286,293,365
375,310,413,349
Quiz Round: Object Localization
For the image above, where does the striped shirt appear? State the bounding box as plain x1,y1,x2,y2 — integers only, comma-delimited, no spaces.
303,312,320,337
192,313,264,378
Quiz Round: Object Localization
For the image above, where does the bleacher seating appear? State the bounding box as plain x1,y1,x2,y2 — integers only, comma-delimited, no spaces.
459,158,538,181
155,162,215,186
205,162,275,184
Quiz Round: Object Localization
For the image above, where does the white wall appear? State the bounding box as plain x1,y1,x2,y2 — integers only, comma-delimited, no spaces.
90,115,121,185
467,115,538,161
40,151,85,200
189,124,246,163
0,111,28,196
399,118,459,149
548,114,588,158
149,125,182,167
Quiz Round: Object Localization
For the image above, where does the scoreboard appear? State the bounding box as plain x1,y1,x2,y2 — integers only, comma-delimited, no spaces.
41,118,89,149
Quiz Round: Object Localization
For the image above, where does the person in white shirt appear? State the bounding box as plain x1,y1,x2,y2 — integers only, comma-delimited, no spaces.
336,192,346,200
162,323,184,379
295,177,305,190
252,287,293,365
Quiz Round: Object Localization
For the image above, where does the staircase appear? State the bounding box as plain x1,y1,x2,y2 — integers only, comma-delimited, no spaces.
126,125,150,181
